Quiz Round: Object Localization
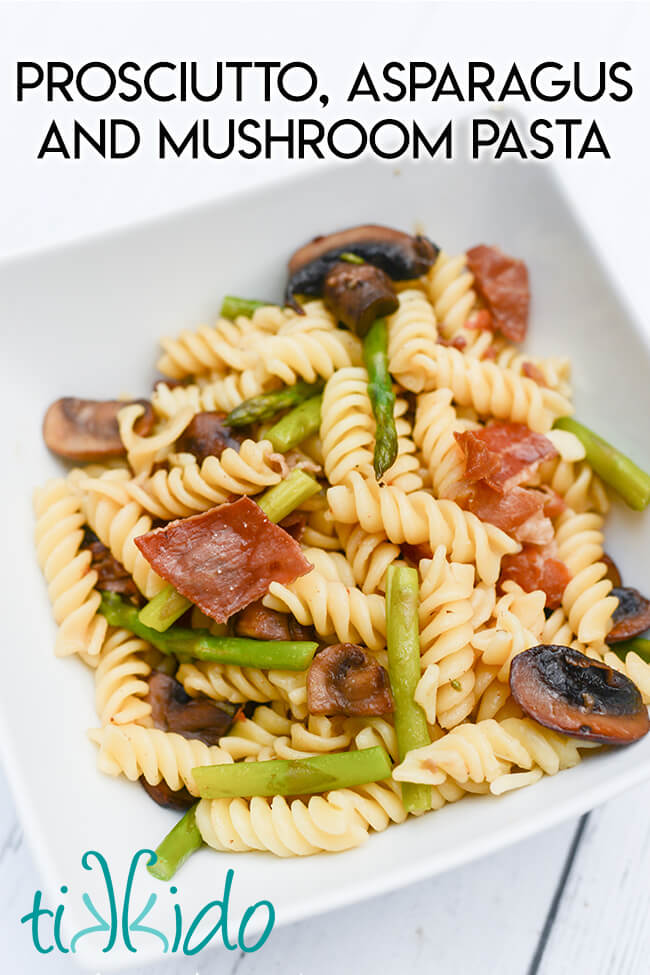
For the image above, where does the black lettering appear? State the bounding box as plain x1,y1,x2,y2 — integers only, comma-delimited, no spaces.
16,62,44,100
347,63,380,101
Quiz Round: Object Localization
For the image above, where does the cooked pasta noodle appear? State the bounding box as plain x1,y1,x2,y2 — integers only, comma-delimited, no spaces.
263,568,386,650
555,509,617,643
123,440,285,520
33,478,108,657
418,548,478,729
88,724,233,794
34,225,650,864
94,628,152,726
327,472,519,584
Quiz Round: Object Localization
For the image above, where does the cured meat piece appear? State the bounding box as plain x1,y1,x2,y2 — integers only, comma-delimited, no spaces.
466,245,530,343
134,497,313,623
499,545,571,609
455,424,557,493
460,482,544,534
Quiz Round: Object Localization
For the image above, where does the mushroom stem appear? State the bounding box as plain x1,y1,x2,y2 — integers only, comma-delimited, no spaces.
385,565,432,814
147,803,202,882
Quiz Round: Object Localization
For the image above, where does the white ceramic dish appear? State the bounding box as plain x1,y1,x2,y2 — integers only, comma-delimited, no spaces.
2,156,650,970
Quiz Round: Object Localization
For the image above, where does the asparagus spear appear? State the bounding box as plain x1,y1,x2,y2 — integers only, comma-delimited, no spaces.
192,747,392,799
256,468,320,523
137,470,320,631
611,637,650,665
138,584,195,633
267,395,322,453
147,804,202,882
226,380,325,428
363,318,398,480
220,296,268,320
553,417,650,511
385,565,432,815
101,593,318,669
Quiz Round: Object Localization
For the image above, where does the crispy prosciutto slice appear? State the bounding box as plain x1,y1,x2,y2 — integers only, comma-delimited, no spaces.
459,482,550,540
466,245,530,343
134,497,313,623
499,545,571,609
454,424,557,493
453,424,559,543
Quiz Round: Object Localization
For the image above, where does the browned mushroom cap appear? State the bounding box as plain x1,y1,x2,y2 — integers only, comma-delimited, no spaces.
607,587,650,642
139,777,195,811
322,263,399,337
285,224,438,310
233,600,314,642
42,397,154,461
82,529,140,603
146,671,235,746
307,643,394,717
175,411,244,463
510,645,650,744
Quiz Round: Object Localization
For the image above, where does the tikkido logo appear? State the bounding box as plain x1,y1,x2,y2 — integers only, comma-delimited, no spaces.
20,850,275,957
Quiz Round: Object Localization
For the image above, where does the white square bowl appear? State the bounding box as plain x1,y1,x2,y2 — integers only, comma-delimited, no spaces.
2,156,650,970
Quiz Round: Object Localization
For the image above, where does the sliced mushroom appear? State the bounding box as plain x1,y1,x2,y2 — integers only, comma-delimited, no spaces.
607,587,650,642
175,411,244,463
146,671,235,746
42,397,154,461
322,262,399,337
602,554,622,589
285,225,439,311
307,643,394,717
139,777,195,811
82,528,140,602
510,644,650,744
233,600,314,642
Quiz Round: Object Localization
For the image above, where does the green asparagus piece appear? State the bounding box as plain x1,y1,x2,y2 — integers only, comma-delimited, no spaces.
267,395,322,453
339,251,365,265
226,380,325,428
99,593,318,669
553,417,650,511
363,318,398,480
220,296,268,320
610,637,650,665
192,747,392,799
147,804,202,881
138,583,192,632
256,469,320,523
385,565,432,815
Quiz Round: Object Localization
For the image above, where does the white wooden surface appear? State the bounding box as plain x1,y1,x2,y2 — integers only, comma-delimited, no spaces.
2,3,650,973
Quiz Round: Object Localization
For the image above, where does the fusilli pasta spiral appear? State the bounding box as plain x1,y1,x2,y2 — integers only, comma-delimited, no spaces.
555,509,618,643
327,472,520,584
33,478,107,657
88,723,233,794
94,628,152,726
123,440,285,520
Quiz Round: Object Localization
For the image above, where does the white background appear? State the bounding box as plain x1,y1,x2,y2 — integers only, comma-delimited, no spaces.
1,2,650,973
